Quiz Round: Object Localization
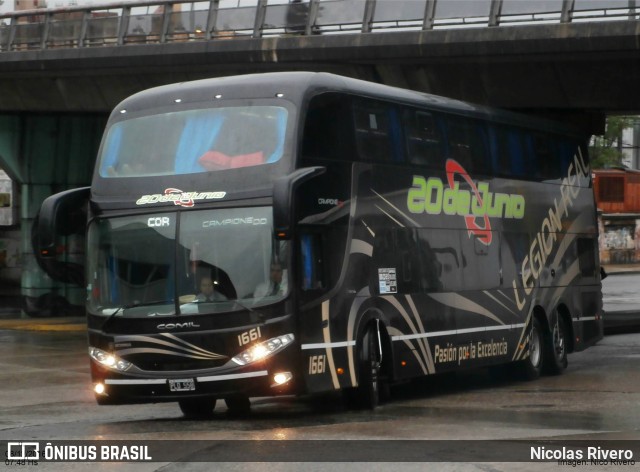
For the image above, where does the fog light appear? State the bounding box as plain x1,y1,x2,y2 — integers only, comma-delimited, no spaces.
272,372,292,386
94,383,106,395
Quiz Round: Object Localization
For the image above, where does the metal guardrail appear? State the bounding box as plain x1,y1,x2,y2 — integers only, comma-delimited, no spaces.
0,0,638,52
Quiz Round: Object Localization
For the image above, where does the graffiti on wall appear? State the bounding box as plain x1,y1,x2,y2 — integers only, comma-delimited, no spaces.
0,170,15,226
599,218,640,264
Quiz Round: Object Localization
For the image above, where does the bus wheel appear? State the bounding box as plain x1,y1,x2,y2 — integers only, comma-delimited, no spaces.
179,397,217,419
355,325,381,410
520,317,543,380
543,314,568,375
225,394,251,416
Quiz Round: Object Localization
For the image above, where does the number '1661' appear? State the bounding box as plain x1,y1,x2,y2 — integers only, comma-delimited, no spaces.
309,355,327,374
237,327,262,346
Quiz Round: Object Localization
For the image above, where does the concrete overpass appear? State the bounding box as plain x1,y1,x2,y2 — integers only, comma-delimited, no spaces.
0,0,639,123
0,0,639,314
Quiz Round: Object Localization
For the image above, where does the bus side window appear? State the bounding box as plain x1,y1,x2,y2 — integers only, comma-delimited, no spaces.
493,125,526,179
371,228,427,294
558,138,582,182
299,224,347,304
353,102,393,162
529,133,560,181
300,233,325,291
302,93,356,161
404,110,444,168
444,117,490,175
576,237,597,277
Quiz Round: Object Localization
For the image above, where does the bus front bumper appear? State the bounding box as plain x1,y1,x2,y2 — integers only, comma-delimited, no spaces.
91,361,299,405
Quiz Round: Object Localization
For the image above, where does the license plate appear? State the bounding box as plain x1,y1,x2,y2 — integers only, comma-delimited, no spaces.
169,378,196,392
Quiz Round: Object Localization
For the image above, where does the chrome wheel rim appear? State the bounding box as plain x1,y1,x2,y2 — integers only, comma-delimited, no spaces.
530,326,541,367
553,319,565,359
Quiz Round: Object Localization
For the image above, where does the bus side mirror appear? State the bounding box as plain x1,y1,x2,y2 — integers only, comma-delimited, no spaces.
273,166,325,239
33,186,90,286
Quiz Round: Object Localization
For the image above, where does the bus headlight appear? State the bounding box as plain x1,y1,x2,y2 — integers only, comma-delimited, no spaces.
231,334,294,366
89,347,132,372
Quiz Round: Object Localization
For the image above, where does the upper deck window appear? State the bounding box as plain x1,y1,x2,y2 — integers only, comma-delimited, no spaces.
98,106,288,178
404,110,444,167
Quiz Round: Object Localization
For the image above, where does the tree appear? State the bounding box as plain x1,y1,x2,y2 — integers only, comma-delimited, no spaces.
590,116,635,169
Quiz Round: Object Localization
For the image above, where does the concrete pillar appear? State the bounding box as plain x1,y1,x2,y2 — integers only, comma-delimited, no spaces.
0,113,106,316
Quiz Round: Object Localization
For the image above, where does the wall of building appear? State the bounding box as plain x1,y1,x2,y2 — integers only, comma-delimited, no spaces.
596,119,640,266
0,169,20,296
598,216,640,265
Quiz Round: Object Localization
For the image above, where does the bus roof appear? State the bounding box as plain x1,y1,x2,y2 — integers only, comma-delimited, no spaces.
113,72,582,138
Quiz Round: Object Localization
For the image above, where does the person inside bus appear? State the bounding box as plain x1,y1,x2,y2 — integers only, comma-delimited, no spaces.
253,262,288,298
195,276,228,302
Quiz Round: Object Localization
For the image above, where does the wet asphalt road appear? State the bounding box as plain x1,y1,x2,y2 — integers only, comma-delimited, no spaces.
603,272,640,314
602,272,640,332
0,321,639,471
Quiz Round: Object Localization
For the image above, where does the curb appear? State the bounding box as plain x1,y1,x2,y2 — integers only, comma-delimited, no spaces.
602,265,640,276
0,317,86,332
604,310,640,335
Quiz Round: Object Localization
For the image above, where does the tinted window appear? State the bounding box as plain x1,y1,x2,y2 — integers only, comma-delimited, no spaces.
354,102,392,162
493,125,523,177
526,133,561,180
444,116,490,175
403,109,445,168
302,93,355,160
577,237,596,277
492,125,575,181
353,99,403,163
99,106,289,178
557,138,586,181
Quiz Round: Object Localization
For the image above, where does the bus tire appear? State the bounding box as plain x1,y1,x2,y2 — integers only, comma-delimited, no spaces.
355,325,381,410
520,317,543,380
179,397,217,419
543,313,568,375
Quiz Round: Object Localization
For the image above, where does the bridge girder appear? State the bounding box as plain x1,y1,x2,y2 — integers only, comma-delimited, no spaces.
2,20,640,134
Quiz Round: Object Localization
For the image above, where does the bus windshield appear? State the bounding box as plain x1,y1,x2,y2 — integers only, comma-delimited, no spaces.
98,105,289,178
87,207,289,317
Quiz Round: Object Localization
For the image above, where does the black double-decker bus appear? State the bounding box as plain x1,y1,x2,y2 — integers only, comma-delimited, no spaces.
35,72,603,416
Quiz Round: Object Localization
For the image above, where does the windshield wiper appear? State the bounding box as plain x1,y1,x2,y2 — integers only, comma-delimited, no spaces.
184,297,266,323
230,299,267,325
100,299,175,332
